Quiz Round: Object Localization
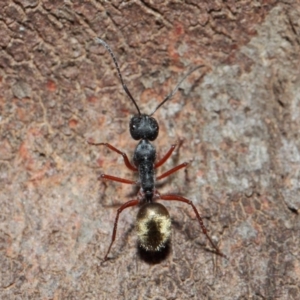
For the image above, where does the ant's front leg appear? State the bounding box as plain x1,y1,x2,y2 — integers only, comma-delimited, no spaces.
155,139,184,169
155,140,190,180
154,144,177,168
88,140,137,172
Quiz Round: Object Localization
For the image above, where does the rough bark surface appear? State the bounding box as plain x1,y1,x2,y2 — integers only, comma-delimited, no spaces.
0,1,300,299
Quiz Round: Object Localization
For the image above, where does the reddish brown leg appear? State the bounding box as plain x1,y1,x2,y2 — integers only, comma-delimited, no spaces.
156,162,190,181
88,141,137,172
160,194,227,258
104,199,139,261
100,174,136,185
154,144,177,168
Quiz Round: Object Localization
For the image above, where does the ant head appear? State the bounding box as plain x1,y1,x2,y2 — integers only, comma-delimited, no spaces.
136,202,171,252
130,114,159,141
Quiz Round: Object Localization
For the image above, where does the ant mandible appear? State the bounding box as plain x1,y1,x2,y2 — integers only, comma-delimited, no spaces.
89,38,226,261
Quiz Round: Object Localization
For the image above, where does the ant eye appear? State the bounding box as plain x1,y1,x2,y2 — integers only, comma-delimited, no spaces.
130,116,142,140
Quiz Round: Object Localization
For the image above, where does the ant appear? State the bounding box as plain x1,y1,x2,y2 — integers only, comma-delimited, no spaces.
89,38,226,262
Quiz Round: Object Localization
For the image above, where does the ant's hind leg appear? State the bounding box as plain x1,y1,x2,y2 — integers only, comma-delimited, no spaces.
160,194,227,259
103,199,139,261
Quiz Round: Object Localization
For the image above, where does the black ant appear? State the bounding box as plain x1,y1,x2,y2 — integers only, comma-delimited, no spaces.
89,38,226,261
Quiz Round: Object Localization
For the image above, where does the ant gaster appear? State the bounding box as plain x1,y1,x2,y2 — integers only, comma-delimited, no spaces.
90,38,226,261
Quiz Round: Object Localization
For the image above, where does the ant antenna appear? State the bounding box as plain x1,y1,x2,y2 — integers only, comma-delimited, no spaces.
150,65,206,116
96,38,206,117
95,37,141,115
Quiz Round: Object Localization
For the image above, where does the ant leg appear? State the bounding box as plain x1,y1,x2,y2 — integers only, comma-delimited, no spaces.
159,194,227,258
103,199,139,261
100,174,136,185
155,139,185,169
156,162,190,181
88,140,137,172
154,144,177,168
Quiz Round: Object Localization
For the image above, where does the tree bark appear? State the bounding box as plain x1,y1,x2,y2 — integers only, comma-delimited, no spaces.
0,1,299,299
